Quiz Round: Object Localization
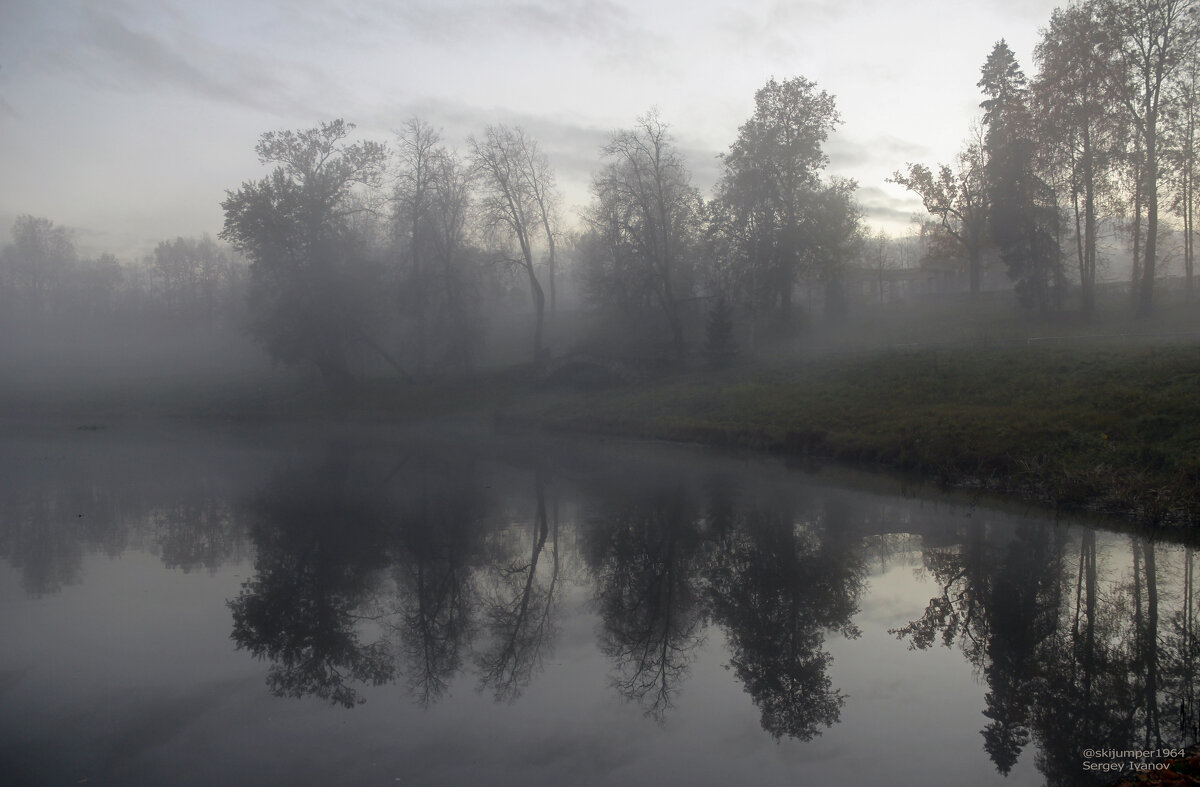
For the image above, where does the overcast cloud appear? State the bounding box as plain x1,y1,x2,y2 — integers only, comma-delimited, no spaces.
0,0,1059,258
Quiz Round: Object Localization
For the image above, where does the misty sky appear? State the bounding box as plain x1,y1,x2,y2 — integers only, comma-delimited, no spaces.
0,0,1061,259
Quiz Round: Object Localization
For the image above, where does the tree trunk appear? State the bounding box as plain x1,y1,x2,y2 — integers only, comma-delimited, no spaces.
1139,121,1159,317
528,265,546,366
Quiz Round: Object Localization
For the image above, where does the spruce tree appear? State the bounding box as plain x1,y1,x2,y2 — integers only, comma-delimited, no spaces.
979,41,1062,312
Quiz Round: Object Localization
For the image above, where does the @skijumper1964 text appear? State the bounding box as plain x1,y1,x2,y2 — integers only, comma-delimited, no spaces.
1081,748,1187,774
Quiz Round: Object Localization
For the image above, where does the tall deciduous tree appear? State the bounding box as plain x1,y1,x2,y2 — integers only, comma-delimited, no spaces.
470,125,558,365
1095,0,1199,314
393,119,482,375
393,118,441,375
717,77,841,326
1168,41,1199,294
1034,2,1122,318
221,119,389,384
586,109,701,362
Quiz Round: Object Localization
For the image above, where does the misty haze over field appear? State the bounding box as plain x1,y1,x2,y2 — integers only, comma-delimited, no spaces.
2,0,1199,392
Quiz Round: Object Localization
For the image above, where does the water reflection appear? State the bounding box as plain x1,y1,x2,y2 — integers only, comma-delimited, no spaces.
386,451,483,708
707,495,865,741
6,431,1200,785
228,450,396,708
474,467,561,703
0,435,252,595
218,447,869,746
893,519,1200,785
584,481,708,720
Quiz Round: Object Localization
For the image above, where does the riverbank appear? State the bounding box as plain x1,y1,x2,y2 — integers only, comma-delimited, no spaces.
5,340,1198,529
495,344,1200,528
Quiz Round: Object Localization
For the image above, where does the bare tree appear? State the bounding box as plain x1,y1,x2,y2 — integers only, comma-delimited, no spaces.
393,118,441,374
470,125,558,365
587,109,700,362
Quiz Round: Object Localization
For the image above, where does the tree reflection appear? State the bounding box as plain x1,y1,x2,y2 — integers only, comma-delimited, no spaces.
980,524,1064,774
1031,529,1136,786
475,469,560,703
892,520,1066,774
154,495,244,573
388,454,484,707
584,483,708,720
708,495,865,741
0,440,255,596
893,518,1200,785
228,452,395,708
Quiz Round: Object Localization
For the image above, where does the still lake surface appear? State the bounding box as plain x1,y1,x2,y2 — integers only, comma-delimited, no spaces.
0,421,1194,786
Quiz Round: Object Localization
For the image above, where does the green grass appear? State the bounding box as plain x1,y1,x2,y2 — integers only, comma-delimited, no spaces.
498,344,1200,527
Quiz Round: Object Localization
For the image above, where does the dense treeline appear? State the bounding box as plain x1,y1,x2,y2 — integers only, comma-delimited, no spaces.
0,214,247,331
895,0,1200,318
4,0,1199,387
213,86,865,384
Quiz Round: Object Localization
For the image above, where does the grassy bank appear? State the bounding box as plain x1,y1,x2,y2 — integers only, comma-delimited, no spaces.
498,344,1200,527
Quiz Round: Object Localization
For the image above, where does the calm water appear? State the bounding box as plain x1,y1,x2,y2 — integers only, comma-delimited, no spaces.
0,422,1194,786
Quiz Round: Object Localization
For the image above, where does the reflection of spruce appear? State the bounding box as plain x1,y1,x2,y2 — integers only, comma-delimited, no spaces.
703,295,738,369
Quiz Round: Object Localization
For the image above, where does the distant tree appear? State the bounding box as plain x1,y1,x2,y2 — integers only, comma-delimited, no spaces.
980,40,1064,312
220,120,390,384
149,235,239,325
393,119,483,375
1,215,76,316
470,125,558,366
78,252,125,317
703,295,739,369
864,229,897,304
890,132,990,296
585,109,701,362
806,177,865,318
717,76,841,328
